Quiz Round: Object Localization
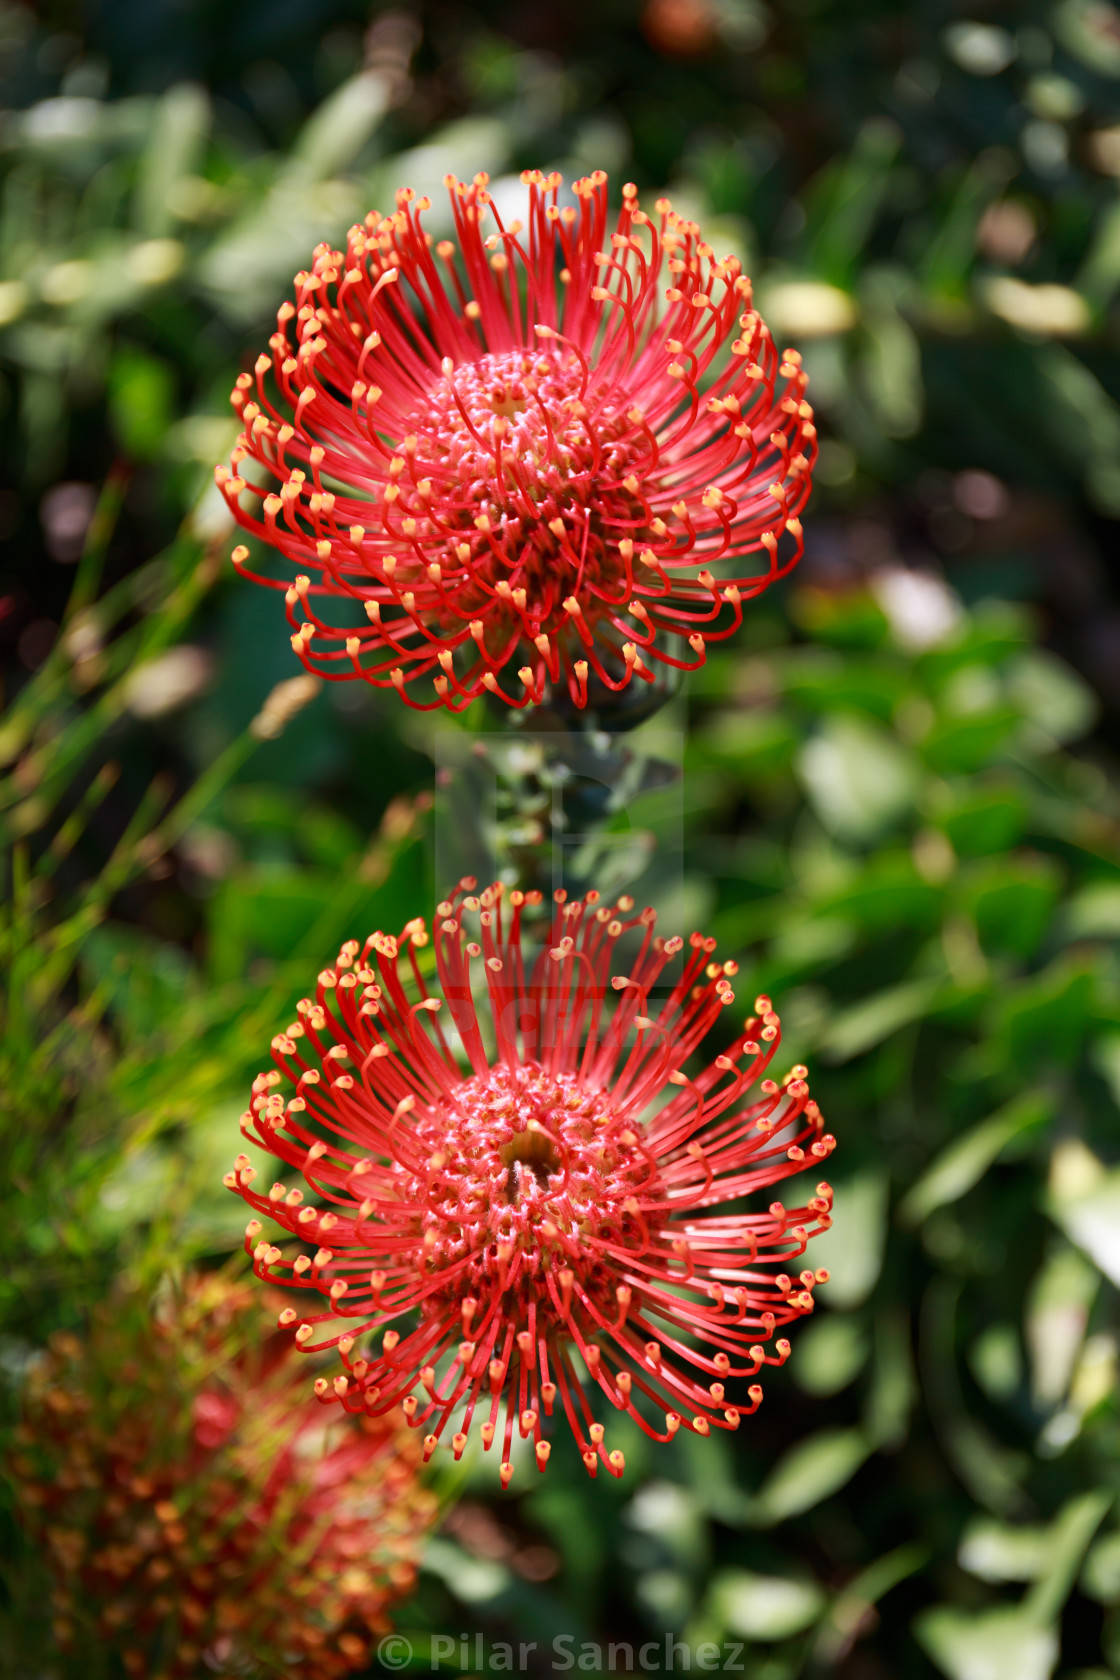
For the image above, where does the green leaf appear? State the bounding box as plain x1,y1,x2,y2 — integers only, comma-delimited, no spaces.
818,851,943,933
297,807,365,869
1077,197,1120,310
963,856,1063,960
920,1279,1032,1516
899,1093,1054,1225
1025,1491,1112,1625
80,922,195,1047
959,1520,1052,1583
994,960,1097,1067
1048,1155,1120,1287
626,1481,707,1567
916,603,1031,684
1082,1528,1120,1602
859,267,923,438
423,1537,510,1604
750,1427,871,1526
969,1323,1022,1402
288,70,392,180
91,1145,178,1240
918,158,1006,300
700,709,799,776
812,1168,889,1306
922,709,1021,775
1055,0,1120,73
935,785,1027,858
706,1570,825,1640
207,866,343,980
1065,885,1120,942
819,977,939,1063
1035,344,1120,517
1006,649,1098,744
802,117,901,288
791,1315,869,1396
132,82,210,237
780,648,907,722
197,76,428,320
916,1606,1058,1680
1026,1245,1099,1408
814,1546,929,1667
1092,1035,1120,1108
864,1306,917,1449
788,587,890,651
769,915,856,978
109,349,175,461
798,716,920,840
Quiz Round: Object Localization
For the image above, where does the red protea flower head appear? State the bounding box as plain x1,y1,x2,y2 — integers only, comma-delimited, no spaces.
227,881,835,1488
7,1274,436,1680
216,170,815,712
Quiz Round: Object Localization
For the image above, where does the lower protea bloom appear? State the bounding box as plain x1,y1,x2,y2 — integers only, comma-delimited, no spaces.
227,882,835,1487
216,169,815,711
8,1274,435,1680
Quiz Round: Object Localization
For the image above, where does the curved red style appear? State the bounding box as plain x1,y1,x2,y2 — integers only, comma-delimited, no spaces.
228,881,836,1486
216,169,816,710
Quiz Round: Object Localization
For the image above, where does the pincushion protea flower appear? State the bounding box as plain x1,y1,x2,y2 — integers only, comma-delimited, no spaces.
216,169,815,711
8,1274,435,1680
227,881,835,1488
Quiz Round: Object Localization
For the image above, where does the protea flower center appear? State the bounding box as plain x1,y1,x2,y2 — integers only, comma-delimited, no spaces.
399,347,641,636
402,1062,641,1301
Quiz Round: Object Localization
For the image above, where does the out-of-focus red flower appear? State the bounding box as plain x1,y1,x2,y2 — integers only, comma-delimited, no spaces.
8,1274,436,1680
641,0,719,57
216,170,815,712
228,881,835,1487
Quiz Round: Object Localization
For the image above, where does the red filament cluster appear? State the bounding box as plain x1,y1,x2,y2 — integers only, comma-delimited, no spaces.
217,169,816,710
228,881,836,1486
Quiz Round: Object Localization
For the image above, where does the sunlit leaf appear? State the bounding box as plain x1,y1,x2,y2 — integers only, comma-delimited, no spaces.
1082,1527,1120,1602
813,1169,889,1306
707,1570,825,1640
899,1093,1053,1225
959,1520,1051,1583
962,856,1063,959
791,1314,869,1395
819,977,939,1062
109,348,176,461
1006,649,1098,745
1026,1245,1099,1409
750,1428,871,1526
916,1606,1058,1680
423,1537,510,1604
1049,1162,1120,1287
994,960,1097,1067
934,785,1027,857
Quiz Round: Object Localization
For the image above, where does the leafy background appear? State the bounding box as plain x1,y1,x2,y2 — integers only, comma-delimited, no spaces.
1,1,1120,1677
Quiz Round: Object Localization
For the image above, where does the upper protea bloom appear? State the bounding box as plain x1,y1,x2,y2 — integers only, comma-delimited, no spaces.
227,881,835,1488
8,1274,435,1680
216,170,815,711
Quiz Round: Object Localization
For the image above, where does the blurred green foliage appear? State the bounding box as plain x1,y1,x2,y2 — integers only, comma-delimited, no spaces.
1,2,1120,1679
379,590,1120,1680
